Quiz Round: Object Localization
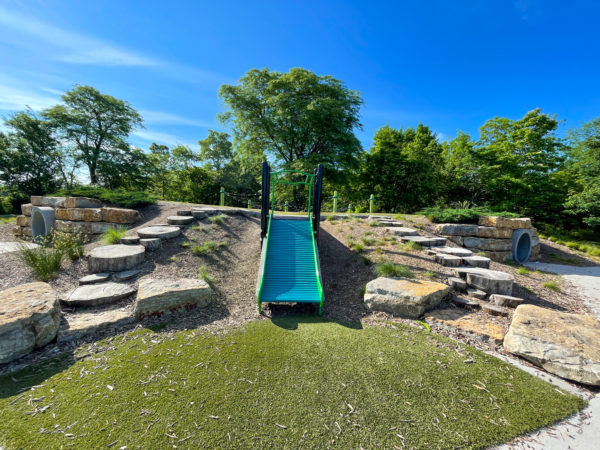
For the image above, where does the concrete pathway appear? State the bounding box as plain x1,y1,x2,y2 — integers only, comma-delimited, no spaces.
524,262,600,319
0,241,38,255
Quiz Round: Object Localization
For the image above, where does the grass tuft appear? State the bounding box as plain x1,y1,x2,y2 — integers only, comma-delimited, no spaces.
209,214,227,226
198,265,216,285
516,267,531,276
192,240,228,255
423,270,437,279
375,261,414,278
101,227,127,245
542,281,560,291
18,237,63,282
352,244,364,253
400,240,422,252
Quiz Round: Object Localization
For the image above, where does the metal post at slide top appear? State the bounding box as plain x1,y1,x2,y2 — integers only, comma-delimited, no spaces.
333,191,338,213
219,187,225,206
369,194,375,213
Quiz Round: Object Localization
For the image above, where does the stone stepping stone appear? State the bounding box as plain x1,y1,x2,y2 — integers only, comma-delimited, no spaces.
364,277,450,318
462,255,491,269
451,296,480,310
400,235,446,247
386,227,418,236
113,269,141,282
490,294,524,308
368,215,391,220
0,282,61,364
167,215,194,226
88,244,145,273
140,238,161,251
137,225,181,240
120,236,140,245
455,267,514,295
192,208,218,219
482,303,510,317
448,276,467,291
57,308,134,342
467,287,488,299
134,277,212,319
435,246,473,257
79,273,110,285
435,254,462,267
61,282,137,307
177,210,193,216
379,220,403,227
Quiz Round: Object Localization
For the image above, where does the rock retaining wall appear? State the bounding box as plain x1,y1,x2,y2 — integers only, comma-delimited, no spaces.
13,196,141,239
434,216,540,262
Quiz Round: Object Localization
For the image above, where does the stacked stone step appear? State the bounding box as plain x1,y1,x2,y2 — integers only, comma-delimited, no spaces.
14,196,140,238
434,216,540,262
431,247,492,269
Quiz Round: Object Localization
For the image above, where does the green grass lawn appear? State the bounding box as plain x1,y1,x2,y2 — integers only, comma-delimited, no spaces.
0,318,585,448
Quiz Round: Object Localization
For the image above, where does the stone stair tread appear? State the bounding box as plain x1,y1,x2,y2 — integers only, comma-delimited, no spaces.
400,235,446,247
456,267,514,295
177,210,193,216
88,244,145,273
120,236,140,245
466,287,488,299
386,227,418,236
167,216,194,225
435,246,473,257
140,238,161,251
79,273,110,285
137,225,181,239
57,307,134,342
490,294,524,308
113,269,141,282
61,282,137,307
435,254,462,267
482,303,510,317
379,221,403,227
452,296,480,309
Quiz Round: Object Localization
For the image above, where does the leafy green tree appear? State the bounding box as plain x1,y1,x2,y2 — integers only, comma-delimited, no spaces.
442,131,484,206
362,124,444,212
43,85,142,184
0,111,62,199
199,130,233,171
565,118,600,228
147,143,173,200
474,109,567,219
218,68,363,183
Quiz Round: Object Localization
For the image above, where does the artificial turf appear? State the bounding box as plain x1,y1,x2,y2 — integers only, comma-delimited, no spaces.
0,317,586,448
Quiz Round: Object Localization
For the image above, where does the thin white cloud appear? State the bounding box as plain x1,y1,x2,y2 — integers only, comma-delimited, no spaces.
0,83,59,111
140,110,214,128
132,129,196,148
0,5,157,67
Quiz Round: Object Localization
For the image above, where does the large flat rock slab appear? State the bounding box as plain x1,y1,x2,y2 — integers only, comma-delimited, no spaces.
456,267,514,295
364,277,450,318
137,225,181,240
57,308,134,342
425,308,505,344
0,282,61,364
504,305,600,385
88,244,145,273
134,277,211,319
61,282,137,307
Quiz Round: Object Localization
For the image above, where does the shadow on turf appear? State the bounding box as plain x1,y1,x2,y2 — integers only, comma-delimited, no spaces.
269,310,363,331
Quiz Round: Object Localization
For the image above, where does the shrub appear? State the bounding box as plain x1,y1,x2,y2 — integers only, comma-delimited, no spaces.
192,240,227,255
419,207,520,224
52,186,156,208
52,230,86,260
209,214,227,225
375,262,414,278
101,227,127,245
18,237,63,281
198,265,216,285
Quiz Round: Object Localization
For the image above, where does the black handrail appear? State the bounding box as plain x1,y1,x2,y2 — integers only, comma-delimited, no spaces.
260,162,270,245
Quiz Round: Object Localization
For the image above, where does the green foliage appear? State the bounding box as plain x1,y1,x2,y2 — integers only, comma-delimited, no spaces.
219,67,363,185
197,265,216,286
192,240,228,255
375,262,414,278
209,214,227,225
420,207,520,224
52,186,156,208
542,281,560,291
18,237,63,281
101,227,127,245
51,230,85,261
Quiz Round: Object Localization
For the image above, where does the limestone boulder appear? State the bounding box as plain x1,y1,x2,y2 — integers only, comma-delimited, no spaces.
434,224,478,236
134,277,212,319
55,208,103,222
64,196,103,208
21,203,33,216
101,207,140,224
476,227,513,239
55,220,118,235
0,282,61,364
504,305,600,385
364,277,450,318
16,215,30,227
479,216,531,229
30,196,66,208
463,237,512,252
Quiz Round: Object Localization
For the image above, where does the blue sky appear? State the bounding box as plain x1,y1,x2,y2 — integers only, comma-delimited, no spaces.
0,0,598,152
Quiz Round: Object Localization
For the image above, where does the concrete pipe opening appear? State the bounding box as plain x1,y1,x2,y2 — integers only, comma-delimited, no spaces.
511,229,532,264
31,206,56,240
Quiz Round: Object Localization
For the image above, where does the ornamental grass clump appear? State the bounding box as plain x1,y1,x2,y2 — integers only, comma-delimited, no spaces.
101,227,127,245
375,261,414,279
18,236,63,282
